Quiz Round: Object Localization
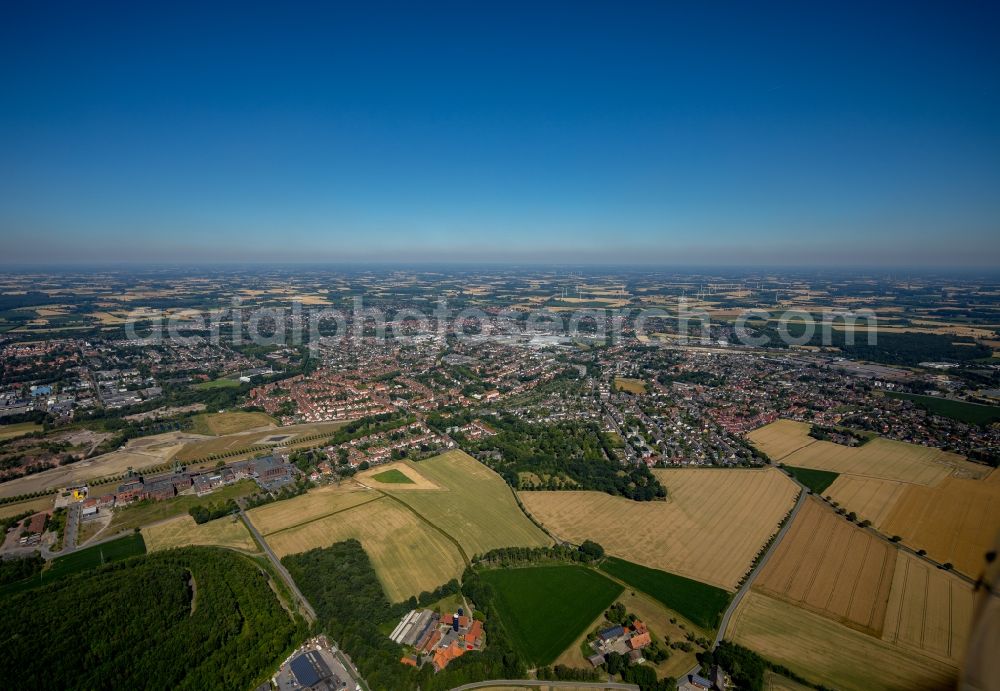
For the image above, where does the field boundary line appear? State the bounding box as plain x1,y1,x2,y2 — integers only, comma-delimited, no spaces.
378,490,471,566
773,438,819,462
260,494,385,537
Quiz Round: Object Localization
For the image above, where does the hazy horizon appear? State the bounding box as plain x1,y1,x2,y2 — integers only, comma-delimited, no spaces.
2,1,998,267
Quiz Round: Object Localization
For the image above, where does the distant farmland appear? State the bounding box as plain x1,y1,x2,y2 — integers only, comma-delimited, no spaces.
479,565,623,666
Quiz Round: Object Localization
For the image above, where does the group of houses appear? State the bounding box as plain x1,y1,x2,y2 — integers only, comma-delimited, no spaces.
587,621,652,667
390,608,484,672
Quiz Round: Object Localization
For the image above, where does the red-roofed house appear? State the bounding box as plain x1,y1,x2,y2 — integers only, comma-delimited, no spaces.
432,641,466,671
629,631,651,650
464,619,483,647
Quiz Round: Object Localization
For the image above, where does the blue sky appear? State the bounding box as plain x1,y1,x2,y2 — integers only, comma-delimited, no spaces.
1,1,998,266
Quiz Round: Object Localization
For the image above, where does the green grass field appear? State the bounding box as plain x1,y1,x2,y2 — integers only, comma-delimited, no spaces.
370,468,414,484
1,533,147,597
193,378,242,390
782,466,839,494
479,565,623,666
107,479,259,533
385,451,551,557
598,556,730,630
887,392,1000,426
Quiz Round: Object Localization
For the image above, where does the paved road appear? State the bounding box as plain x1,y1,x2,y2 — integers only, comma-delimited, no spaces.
451,680,639,691
237,506,374,690
677,484,808,686
712,486,806,647
237,506,317,623
63,503,80,551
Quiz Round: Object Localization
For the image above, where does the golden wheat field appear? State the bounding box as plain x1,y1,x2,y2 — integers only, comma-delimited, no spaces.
823,475,908,526
382,451,551,557
143,514,258,553
748,419,986,484
246,482,379,535
881,551,974,665
728,591,958,691
519,468,798,590
753,497,897,635
260,495,466,602
880,477,1000,578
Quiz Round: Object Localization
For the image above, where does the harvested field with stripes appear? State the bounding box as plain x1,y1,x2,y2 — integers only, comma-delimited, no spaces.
728,591,958,691
880,477,1000,578
246,483,377,535
733,493,977,689
882,552,974,665
748,419,987,484
519,468,798,590
825,473,1000,578
824,475,907,526
753,497,896,635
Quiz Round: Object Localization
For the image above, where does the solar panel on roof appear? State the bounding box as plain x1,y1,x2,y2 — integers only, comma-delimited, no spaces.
289,654,321,687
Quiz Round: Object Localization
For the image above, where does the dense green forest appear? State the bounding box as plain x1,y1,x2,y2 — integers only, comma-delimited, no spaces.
458,416,666,501
0,547,304,690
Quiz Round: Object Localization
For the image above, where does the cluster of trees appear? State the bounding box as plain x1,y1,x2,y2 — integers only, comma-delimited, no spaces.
0,554,44,586
282,540,527,691
0,509,34,535
188,498,238,524
535,664,601,682
657,370,723,387
809,330,991,366
243,478,312,509
473,541,605,568
698,641,833,691
463,416,666,501
603,651,675,690
808,424,869,447
0,547,305,689
326,412,415,447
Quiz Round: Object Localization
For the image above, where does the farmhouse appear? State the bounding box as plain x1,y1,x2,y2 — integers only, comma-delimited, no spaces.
588,621,652,664
389,607,484,672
